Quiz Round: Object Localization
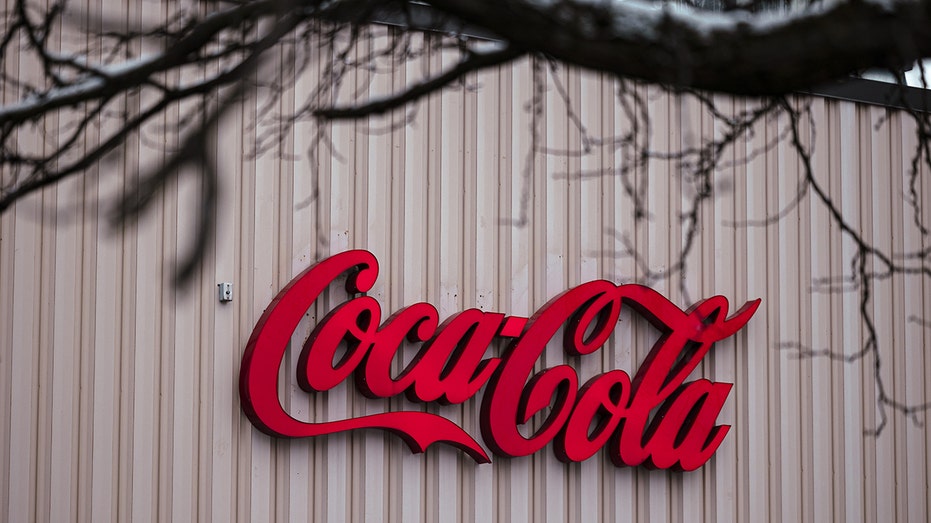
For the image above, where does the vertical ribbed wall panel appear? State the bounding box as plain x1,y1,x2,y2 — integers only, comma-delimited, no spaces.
0,23,930,522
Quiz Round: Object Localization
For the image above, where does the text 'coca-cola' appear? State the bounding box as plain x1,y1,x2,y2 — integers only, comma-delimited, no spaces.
239,250,760,471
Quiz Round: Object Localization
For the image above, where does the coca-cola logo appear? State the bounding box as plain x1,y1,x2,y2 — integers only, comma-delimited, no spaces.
240,250,760,471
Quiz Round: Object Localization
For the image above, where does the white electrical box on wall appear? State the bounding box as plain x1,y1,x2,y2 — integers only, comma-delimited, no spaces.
218,282,233,303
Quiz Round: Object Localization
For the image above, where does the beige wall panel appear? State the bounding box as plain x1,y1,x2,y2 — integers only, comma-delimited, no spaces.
1,24,930,523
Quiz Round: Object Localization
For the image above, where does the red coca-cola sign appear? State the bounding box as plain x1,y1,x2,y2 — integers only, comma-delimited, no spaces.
240,250,760,471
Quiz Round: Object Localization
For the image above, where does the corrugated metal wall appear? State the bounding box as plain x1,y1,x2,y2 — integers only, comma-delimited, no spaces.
1,22,930,523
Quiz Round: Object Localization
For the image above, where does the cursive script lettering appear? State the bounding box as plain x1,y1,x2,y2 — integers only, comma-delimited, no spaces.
240,250,760,470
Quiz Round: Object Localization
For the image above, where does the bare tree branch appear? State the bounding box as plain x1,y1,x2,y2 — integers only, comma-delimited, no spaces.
314,43,522,118
425,0,931,95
